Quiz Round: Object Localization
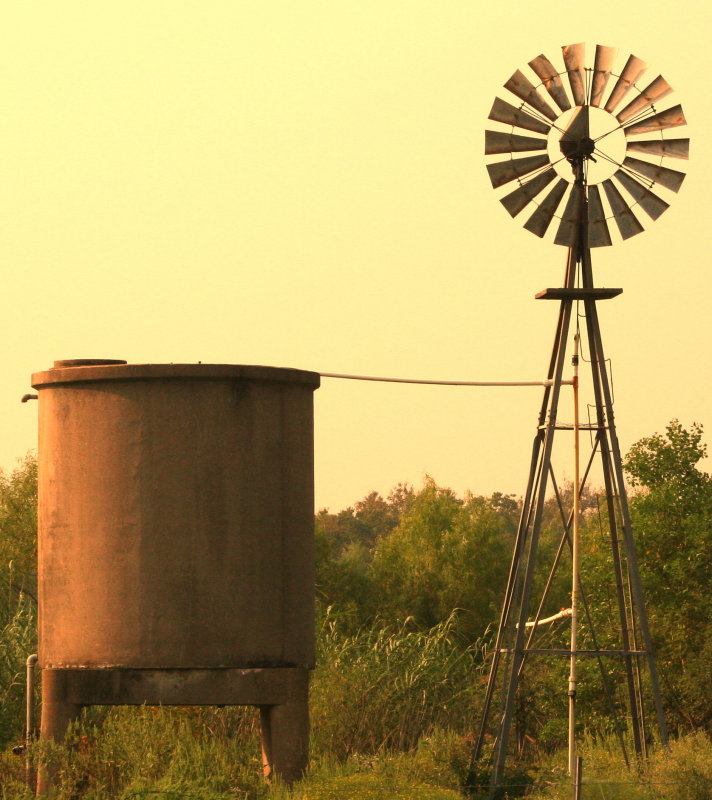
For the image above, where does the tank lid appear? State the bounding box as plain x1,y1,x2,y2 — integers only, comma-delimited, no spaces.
53,359,128,368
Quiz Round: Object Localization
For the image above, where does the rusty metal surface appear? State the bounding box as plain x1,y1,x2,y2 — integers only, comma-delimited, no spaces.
486,153,550,188
604,54,647,113
587,185,612,248
554,183,583,247
523,179,567,237
616,75,673,123
602,179,644,239
489,97,551,135
485,130,547,155
562,43,586,105
623,155,686,192
528,54,571,111
615,170,669,220
623,104,686,136
500,168,556,217
626,137,689,159
590,45,616,107
504,70,558,121
35,363,318,671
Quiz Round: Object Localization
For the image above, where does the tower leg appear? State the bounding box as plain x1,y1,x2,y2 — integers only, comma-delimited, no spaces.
37,670,83,796
260,668,309,784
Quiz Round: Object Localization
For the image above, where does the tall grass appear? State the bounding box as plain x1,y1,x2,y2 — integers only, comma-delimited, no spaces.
0,613,485,798
1,609,711,799
311,608,487,759
0,569,36,749
527,730,712,800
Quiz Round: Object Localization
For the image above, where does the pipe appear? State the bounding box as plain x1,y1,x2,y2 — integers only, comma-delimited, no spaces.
319,372,573,387
517,607,572,629
569,332,581,776
26,653,38,790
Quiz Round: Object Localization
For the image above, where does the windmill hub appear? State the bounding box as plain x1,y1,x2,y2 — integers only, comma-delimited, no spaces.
559,135,596,160
547,105,626,184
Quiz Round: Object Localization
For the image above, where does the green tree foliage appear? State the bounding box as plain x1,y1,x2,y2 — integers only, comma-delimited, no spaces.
623,420,712,731
0,454,37,603
315,486,414,623
0,454,38,748
372,479,517,639
315,479,518,639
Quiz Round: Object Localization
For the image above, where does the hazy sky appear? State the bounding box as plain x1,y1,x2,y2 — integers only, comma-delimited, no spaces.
3,1,710,511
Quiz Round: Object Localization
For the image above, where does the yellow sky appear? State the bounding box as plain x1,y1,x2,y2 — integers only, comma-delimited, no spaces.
3,1,711,510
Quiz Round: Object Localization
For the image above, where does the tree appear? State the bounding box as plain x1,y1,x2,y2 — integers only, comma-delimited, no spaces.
372,478,517,639
623,421,712,731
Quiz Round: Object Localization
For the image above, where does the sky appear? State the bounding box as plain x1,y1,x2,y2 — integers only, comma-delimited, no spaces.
2,1,711,512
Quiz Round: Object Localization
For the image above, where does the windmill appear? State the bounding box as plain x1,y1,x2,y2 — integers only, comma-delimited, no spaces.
471,44,688,794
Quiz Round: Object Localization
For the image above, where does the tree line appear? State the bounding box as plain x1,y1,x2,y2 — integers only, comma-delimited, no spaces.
0,420,710,760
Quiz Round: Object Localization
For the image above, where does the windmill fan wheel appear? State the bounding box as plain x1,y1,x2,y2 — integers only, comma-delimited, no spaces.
485,43,689,246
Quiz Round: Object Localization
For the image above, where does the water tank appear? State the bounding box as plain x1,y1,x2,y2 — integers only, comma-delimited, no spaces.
32,361,320,671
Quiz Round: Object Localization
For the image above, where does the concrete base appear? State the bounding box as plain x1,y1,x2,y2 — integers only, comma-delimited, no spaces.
37,670,83,796
37,667,309,795
260,669,309,782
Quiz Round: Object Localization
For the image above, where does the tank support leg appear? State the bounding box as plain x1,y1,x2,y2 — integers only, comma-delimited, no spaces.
260,669,309,784
37,670,83,796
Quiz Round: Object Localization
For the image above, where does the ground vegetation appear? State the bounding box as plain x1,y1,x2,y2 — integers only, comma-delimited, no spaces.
0,421,710,797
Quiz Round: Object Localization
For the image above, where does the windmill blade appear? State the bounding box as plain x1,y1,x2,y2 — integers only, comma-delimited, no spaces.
500,168,557,217
590,45,616,107
623,104,686,136
489,97,552,135
504,70,558,121
626,138,689,159
604,54,647,113
486,154,550,189
554,183,584,246
602,179,645,239
587,185,612,248
615,170,670,220
523,179,568,237
616,76,673,123
562,43,586,105
623,155,686,192
485,130,548,155
528,54,571,111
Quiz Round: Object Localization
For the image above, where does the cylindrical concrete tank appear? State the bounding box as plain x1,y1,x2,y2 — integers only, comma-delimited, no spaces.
32,361,320,671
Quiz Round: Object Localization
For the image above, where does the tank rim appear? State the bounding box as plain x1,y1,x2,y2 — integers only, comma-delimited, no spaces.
32,362,321,389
